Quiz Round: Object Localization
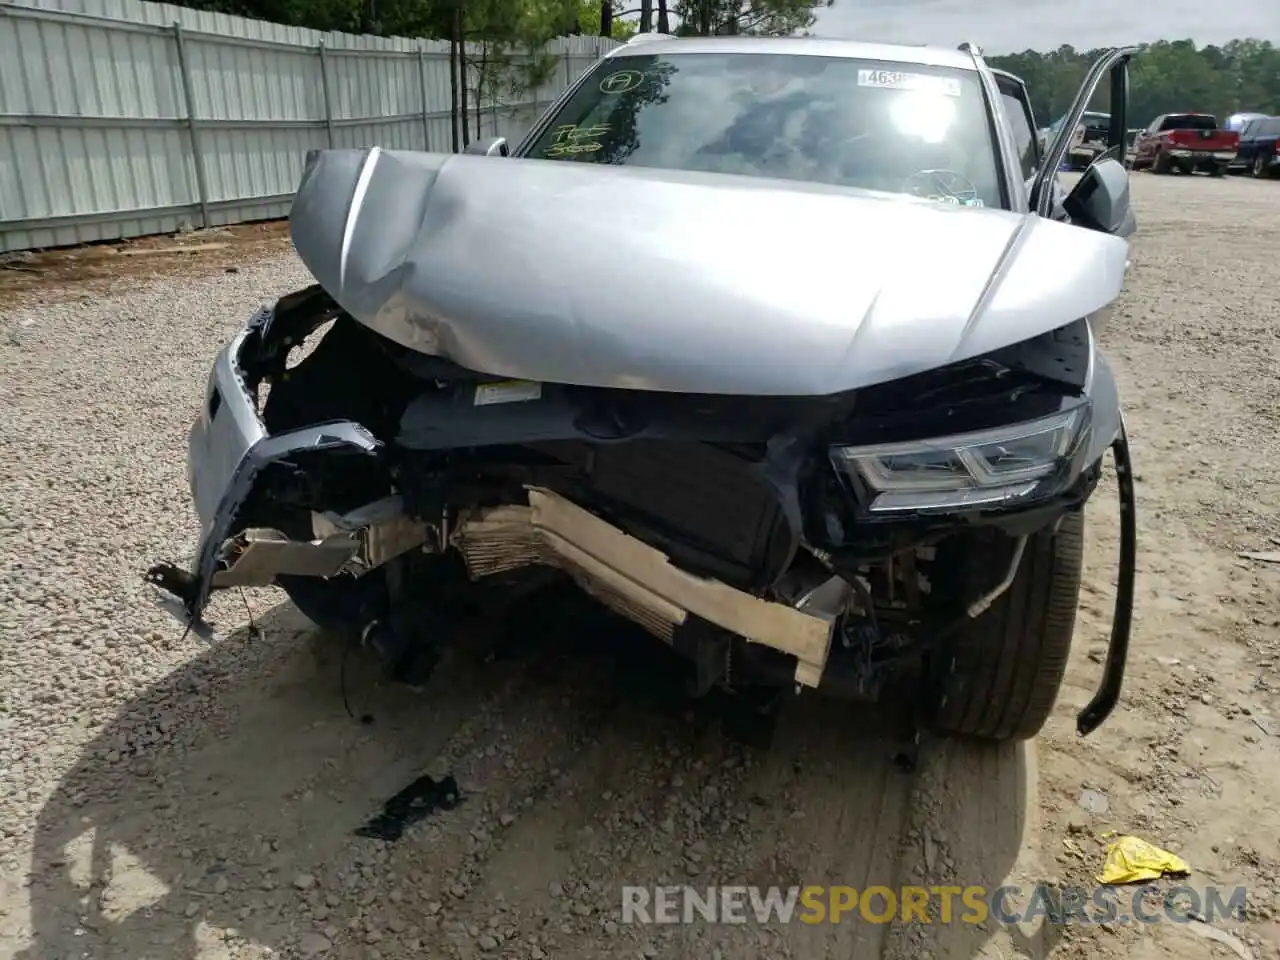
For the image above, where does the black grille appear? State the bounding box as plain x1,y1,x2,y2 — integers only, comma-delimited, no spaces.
530,440,790,586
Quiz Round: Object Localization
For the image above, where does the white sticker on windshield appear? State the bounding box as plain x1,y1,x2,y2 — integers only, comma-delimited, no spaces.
927,195,985,207
857,69,962,97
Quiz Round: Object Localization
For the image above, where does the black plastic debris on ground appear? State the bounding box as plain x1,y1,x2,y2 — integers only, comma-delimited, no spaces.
355,774,462,842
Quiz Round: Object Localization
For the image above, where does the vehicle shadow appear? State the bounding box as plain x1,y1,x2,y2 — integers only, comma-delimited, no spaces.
17,589,1031,960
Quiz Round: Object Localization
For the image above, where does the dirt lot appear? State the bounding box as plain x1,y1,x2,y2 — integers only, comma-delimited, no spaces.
2,171,1280,960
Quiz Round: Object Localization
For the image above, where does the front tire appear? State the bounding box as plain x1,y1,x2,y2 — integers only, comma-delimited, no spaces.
1152,150,1172,174
931,511,1085,742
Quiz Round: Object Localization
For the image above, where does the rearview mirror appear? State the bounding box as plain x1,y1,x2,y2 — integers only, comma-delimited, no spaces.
1063,157,1135,238
463,136,510,157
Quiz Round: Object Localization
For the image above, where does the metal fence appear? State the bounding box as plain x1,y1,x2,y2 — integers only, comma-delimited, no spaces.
0,0,621,253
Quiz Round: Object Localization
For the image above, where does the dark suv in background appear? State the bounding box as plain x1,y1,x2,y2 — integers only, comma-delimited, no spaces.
1231,115,1280,178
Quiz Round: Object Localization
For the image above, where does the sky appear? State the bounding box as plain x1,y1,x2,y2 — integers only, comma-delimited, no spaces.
809,0,1279,55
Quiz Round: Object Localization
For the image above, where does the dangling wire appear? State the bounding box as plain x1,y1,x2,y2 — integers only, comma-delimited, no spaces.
238,587,259,639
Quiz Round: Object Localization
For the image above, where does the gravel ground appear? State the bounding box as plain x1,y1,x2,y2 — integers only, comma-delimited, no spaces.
2,172,1280,960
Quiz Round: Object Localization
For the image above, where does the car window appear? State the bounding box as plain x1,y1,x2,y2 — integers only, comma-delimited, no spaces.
1263,118,1280,137
1242,120,1258,138
1160,114,1217,131
999,89,1037,179
526,53,1005,209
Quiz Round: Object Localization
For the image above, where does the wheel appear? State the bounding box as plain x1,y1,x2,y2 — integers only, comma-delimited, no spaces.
930,510,1084,742
1152,150,1172,174
1254,154,1271,179
1210,163,1227,178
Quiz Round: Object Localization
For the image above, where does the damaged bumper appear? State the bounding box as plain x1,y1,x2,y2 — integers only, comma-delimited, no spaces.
150,319,836,687
149,314,382,618
448,489,833,687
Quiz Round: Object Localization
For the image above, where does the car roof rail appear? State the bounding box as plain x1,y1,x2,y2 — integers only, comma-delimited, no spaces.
957,40,985,57
626,31,677,45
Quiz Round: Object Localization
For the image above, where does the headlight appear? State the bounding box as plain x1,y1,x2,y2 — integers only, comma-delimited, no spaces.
830,405,1089,513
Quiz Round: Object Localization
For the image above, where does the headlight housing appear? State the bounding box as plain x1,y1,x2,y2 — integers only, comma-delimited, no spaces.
830,403,1090,513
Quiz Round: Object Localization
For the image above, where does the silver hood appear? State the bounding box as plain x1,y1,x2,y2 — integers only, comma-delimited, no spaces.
289,147,1130,396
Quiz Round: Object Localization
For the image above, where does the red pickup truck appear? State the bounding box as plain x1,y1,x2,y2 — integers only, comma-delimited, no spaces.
1130,113,1239,176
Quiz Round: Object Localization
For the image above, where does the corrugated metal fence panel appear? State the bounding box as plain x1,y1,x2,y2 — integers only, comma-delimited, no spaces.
0,0,622,253
0,4,196,249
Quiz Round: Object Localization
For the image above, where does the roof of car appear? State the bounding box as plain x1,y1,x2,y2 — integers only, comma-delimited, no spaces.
604,35,982,71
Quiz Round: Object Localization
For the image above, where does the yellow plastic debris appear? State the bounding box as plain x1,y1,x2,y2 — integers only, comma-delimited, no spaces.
1097,835,1191,885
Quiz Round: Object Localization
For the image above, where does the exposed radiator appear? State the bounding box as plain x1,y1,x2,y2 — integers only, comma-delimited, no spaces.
528,439,789,585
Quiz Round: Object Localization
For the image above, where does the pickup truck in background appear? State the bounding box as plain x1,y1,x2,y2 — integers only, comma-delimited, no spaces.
1130,113,1239,176
1038,110,1113,170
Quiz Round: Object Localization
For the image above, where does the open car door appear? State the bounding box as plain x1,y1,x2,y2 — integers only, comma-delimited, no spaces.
1029,46,1138,218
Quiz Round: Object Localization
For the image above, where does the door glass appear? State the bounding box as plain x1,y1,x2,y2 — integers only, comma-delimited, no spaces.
1000,91,1037,178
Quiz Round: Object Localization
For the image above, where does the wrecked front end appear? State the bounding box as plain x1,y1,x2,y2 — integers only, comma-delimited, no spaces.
149,281,1134,741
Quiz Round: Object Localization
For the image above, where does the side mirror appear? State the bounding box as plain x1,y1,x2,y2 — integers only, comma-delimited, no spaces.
1063,157,1135,238
463,136,510,157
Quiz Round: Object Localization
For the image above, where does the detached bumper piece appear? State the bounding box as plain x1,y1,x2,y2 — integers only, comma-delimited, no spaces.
1075,414,1135,736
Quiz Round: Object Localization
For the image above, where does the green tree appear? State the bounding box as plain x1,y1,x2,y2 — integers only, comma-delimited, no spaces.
987,38,1280,130
672,0,831,36
464,0,578,141
576,0,637,39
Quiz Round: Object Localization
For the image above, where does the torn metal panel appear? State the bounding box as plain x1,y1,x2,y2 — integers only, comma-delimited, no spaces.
186,418,382,617
212,529,359,587
209,498,434,588
311,494,435,573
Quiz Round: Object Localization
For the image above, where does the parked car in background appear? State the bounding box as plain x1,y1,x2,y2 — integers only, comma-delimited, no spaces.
1228,115,1280,178
1225,111,1269,132
1038,110,1112,169
1130,113,1239,176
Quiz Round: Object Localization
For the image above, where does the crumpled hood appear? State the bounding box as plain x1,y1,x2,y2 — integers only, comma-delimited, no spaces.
289,147,1129,396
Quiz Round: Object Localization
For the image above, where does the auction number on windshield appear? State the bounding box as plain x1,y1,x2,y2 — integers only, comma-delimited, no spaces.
857,69,961,97
542,122,611,157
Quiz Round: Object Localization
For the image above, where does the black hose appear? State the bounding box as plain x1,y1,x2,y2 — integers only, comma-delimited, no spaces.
1076,415,1136,736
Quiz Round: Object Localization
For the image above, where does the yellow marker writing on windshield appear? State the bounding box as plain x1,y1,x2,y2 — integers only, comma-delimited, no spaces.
544,123,612,157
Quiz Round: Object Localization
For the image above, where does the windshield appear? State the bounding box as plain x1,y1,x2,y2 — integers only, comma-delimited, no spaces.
525,52,1005,208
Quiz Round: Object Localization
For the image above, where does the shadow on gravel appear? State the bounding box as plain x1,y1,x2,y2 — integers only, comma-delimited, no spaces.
19,587,1029,960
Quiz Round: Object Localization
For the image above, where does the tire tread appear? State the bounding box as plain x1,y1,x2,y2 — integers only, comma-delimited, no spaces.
933,511,1084,741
